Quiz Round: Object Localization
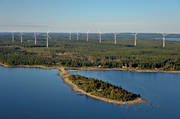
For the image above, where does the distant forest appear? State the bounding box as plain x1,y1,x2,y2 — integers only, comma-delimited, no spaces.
0,33,180,70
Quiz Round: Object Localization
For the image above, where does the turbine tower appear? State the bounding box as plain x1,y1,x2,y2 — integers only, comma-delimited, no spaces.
20,32,23,44
69,32,71,40
34,32,37,45
114,32,117,45
162,33,166,48
99,32,102,43
134,33,137,46
46,32,49,48
11,32,14,42
87,31,89,42
77,32,79,40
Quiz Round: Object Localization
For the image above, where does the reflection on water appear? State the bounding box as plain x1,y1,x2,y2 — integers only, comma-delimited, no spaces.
0,66,180,119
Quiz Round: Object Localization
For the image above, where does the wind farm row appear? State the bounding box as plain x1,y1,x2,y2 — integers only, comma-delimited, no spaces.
1,32,179,48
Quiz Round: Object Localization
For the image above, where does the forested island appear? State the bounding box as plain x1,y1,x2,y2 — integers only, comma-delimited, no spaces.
59,69,145,104
69,75,140,102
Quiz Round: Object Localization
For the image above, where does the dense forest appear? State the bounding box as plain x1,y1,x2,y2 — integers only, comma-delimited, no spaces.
0,47,55,66
0,32,180,70
69,75,140,101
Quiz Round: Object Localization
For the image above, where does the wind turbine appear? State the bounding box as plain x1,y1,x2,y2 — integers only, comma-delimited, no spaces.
162,33,166,48
87,31,89,42
46,32,49,48
114,32,117,45
11,32,14,42
34,32,37,45
99,31,102,43
77,32,79,40
20,32,23,44
134,33,137,46
69,32,71,40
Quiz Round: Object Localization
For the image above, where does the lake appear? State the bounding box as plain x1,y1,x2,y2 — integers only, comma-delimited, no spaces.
154,38,180,42
0,66,180,119
166,38,180,42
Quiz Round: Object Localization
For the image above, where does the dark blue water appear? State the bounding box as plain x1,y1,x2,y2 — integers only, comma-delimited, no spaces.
0,66,180,119
166,38,180,42
154,38,180,42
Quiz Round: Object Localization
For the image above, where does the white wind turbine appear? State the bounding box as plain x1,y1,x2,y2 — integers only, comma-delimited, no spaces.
87,31,89,42
134,33,137,46
20,32,23,44
34,32,37,45
162,33,166,48
77,32,79,40
99,31,102,44
46,32,49,48
11,32,14,42
114,32,117,45
69,32,72,40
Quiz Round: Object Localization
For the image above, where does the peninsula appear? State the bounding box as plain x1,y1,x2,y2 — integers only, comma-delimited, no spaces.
59,67,145,105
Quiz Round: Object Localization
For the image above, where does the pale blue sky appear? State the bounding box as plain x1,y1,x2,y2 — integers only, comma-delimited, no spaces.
0,0,180,33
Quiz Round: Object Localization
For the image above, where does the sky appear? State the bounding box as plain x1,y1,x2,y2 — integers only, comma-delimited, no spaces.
0,0,180,33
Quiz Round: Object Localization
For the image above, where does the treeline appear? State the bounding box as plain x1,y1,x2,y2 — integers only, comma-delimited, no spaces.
59,55,180,70
0,46,180,71
69,75,140,102
0,47,55,66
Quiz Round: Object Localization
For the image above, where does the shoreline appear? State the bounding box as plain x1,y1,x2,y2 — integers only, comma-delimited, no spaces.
0,62,61,70
64,66,180,73
0,62,146,105
0,62,180,73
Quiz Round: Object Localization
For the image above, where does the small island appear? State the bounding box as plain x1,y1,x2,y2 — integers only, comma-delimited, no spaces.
59,69,146,105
